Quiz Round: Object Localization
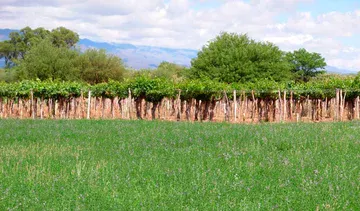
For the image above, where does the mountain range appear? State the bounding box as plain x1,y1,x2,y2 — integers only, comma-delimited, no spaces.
0,28,357,75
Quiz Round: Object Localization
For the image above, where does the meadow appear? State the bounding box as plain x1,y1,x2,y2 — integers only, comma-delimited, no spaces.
0,120,359,210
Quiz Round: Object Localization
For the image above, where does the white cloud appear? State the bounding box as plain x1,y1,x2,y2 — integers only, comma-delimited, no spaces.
0,0,359,71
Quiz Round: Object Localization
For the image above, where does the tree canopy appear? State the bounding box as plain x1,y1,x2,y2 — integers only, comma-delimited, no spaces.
189,32,292,83
285,48,326,82
15,40,80,81
151,61,186,82
0,26,79,67
78,49,126,84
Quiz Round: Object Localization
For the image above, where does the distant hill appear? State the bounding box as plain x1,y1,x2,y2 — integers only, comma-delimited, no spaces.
0,29,15,41
0,28,357,74
78,38,197,69
325,65,357,75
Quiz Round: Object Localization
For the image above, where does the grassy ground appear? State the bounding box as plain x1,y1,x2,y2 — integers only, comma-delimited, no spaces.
0,120,359,210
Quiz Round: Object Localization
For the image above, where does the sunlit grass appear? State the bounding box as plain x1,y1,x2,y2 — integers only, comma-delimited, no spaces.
0,120,359,210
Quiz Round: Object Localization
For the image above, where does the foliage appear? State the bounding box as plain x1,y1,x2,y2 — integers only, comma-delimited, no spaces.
1,75,360,101
91,80,128,99
286,48,327,82
189,32,292,83
15,40,81,81
0,26,79,67
177,79,227,101
127,75,175,102
50,27,79,48
151,61,186,82
0,80,86,100
78,49,126,84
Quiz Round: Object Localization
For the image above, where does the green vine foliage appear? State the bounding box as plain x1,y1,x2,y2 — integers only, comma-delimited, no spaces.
0,76,360,102
91,80,128,99
177,79,227,101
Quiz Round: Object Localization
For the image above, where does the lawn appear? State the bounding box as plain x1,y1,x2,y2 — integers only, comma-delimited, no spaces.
0,120,359,210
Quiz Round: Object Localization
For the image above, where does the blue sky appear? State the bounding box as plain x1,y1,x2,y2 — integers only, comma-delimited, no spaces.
0,0,359,71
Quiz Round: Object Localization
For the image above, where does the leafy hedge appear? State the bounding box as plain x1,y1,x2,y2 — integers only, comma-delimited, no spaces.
1,75,360,101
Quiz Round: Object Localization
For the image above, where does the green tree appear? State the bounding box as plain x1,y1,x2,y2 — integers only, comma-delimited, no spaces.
0,26,78,67
15,40,80,81
50,27,79,48
189,32,292,83
286,48,326,82
78,49,126,84
151,61,186,82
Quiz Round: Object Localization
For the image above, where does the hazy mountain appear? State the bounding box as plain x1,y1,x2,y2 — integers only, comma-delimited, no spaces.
0,28,357,74
78,38,197,69
325,65,357,75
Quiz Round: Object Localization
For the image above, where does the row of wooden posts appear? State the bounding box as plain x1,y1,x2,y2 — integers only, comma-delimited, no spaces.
0,89,357,123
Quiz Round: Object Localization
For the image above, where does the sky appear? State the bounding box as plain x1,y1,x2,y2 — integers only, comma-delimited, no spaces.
0,0,360,71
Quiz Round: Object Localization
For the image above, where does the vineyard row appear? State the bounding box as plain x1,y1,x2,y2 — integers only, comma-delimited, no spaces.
0,88,358,123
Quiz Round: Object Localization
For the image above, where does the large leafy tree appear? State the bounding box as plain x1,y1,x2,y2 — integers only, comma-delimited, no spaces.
189,32,292,83
15,40,80,81
78,49,126,84
286,48,326,82
0,26,78,67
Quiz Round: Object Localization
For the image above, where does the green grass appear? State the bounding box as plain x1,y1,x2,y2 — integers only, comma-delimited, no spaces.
0,120,359,210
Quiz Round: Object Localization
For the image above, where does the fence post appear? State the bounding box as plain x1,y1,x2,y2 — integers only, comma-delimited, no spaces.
40,97,43,119
31,90,35,119
87,90,91,119
233,90,237,122
357,96,360,120
283,90,287,122
128,88,132,120
278,90,282,122
177,90,181,121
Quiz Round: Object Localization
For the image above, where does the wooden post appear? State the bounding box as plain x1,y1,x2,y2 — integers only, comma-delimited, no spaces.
19,98,23,119
31,90,35,119
339,89,343,121
283,90,287,122
341,90,346,121
0,97,3,119
296,100,300,123
356,96,360,119
40,97,43,119
223,91,230,122
307,95,311,120
233,90,237,122
290,91,293,121
128,88,132,120
251,90,255,122
177,90,181,121
54,99,57,119
79,92,83,119
335,89,339,121
111,98,115,119
278,90,282,122
101,97,105,119
243,91,247,122
87,90,91,119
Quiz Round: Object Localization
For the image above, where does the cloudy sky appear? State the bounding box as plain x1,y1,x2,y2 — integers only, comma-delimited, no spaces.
1,0,360,71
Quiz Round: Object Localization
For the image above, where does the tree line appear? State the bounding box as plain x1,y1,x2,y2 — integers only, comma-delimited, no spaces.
0,26,336,86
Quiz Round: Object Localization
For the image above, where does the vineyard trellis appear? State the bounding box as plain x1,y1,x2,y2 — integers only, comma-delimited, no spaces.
1,76,360,123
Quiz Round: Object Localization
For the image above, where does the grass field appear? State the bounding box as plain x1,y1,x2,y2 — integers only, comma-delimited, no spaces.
0,120,359,210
